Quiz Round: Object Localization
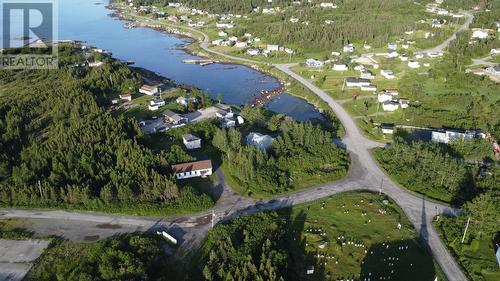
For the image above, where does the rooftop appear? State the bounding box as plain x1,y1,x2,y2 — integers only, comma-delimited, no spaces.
183,134,201,142
171,160,212,173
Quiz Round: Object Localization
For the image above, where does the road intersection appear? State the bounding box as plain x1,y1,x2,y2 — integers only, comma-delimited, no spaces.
0,11,475,281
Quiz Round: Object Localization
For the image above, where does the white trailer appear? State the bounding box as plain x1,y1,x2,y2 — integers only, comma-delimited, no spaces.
156,231,177,245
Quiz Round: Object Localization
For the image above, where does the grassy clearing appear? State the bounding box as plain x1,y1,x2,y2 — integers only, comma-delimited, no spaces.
283,192,447,281
0,219,33,239
435,217,500,281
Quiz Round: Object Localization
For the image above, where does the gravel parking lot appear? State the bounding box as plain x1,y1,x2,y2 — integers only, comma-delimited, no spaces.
0,239,50,281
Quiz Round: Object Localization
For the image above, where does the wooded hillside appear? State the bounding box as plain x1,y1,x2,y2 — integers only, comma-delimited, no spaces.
0,45,213,214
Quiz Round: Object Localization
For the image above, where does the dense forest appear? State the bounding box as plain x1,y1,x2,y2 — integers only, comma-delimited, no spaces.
435,191,500,281
442,0,498,12
25,234,174,281
129,0,438,50
0,45,213,214
201,212,289,281
374,137,497,204
375,134,499,280
212,109,348,196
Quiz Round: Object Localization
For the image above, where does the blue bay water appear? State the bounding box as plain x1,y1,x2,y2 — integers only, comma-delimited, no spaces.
9,0,324,121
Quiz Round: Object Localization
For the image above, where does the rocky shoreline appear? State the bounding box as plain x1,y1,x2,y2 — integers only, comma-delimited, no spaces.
106,3,290,108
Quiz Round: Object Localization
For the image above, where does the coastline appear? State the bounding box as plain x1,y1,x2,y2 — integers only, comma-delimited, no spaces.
105,3,323,112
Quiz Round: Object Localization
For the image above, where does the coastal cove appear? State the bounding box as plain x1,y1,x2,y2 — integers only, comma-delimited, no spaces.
57,0,323,121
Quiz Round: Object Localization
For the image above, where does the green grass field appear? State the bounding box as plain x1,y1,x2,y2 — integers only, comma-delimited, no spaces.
0,219,33,239
283,192,447,281
435,218,500,281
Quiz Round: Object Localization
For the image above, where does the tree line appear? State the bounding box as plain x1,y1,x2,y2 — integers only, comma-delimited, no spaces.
212,111,348,195
0,45,213,214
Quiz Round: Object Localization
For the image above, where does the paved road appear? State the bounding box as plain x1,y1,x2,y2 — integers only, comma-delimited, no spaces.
469,55,496,67
273,64,466,280
1,10,472,281
415,12,474,55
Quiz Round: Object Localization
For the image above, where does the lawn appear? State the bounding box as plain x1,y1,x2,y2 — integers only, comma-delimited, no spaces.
0,219,33,239
435,217,500,281
283,192,448,281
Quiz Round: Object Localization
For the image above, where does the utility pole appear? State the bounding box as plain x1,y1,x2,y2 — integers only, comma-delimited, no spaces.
38,180,43,198
211,210,216,228
461,217,471,243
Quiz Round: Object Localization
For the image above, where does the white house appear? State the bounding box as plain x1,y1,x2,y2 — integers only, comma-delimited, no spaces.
346,77,371,87
216,109,234,118
267,45,280,52
247,48,260,56
333,62,348,71
408,61,420,69
490,48,500,55
228,36,238,42
139,84,160,95
360,70,375,79
176,96,197,106
399,55,409,61
432,19,444,28
486,65,500,77
306,58,324,68
378,91,395,103
235,41,248,48
382,101,399,111
216,22,234,28
380,124,394,135
246,132,274,151
150,100,165,107
343,44,354,53
163,109,187,125
182,134,201,149
386,51,399,58
218,31,227,37
398,98,410,109
212,39,224,46
380,70,395,79
119,93,132,101
471,29,489,39
88,61,103,67
290,17,299,23
237,115,245,124
171,160,212,179
431,130,475,144
306,266,314,275
320,2,337,8
361,84,377,92
354,65,364,71
363,44,372,50
388,43,397,50
427,51,443,58
148,100,165,111
221,118,236,128
148,104,159,111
